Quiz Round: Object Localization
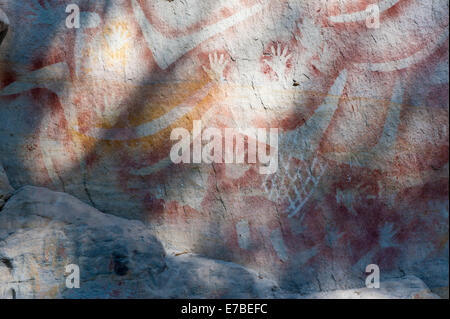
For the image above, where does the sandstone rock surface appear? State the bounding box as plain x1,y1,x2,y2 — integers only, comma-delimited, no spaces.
0,185,442,299
0,0,448,296
301,275,441,299
0,185,287,298
0,8,8,45
0,186,165,298
0,164,13,209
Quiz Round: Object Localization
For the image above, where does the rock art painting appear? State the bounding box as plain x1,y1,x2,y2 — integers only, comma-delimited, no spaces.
0,0,448,297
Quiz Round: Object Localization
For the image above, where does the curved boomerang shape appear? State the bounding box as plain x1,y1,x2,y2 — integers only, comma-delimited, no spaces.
132,0,267,70
0,61,214,141
328,0,401,24
81,82,215,141
324,80,404,170
353,26,449,72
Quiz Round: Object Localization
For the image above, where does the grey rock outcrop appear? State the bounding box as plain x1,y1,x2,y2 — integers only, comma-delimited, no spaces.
0,186,166,298
0,0,447,297
0,164,13,209
0,186,284,298
0,8,8,45
300,276,440,299
0,186,442,299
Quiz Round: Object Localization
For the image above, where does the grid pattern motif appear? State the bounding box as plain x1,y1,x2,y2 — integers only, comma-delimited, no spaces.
264,155,327,218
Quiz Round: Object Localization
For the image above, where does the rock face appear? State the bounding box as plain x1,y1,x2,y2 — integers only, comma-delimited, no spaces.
0,8,8,46
0,164,13,209
301,276,440,299
0,186,165,298
0,185,441,299
0,186,288,298
0,0,448,296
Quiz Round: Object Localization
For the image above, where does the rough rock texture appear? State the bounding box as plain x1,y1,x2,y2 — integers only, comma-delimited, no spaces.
301,276,440,299
0,186,165,298
0,8,8,46
0,0,448,296
0,163,13,209
0,186,440,299
0,186,289,298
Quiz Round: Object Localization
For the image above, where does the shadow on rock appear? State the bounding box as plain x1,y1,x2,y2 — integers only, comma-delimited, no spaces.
0,185,285,298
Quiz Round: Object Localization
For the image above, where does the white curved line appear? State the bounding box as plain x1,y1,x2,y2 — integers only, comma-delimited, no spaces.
353,26,449,72
0,62,70,96
328,0,401,24
82,83,213,141
132,0,266,70
85,106,193,141
325,80,404,170
129,157,172,176
282,69,348,161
